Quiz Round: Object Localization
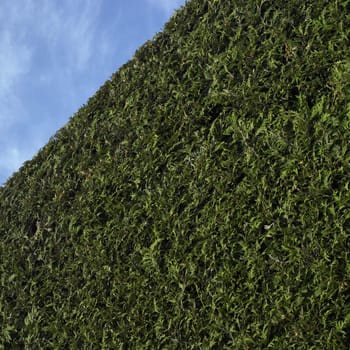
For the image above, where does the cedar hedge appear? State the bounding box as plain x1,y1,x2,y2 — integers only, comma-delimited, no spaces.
1,0,350,348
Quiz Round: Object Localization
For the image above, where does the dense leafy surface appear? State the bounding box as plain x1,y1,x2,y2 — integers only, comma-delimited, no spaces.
1,0,350,348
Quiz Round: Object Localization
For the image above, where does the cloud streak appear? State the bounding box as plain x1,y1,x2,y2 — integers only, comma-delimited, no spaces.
36,0,103,71
0,0,104,92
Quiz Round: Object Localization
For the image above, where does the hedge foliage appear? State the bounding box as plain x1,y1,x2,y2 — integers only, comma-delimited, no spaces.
1,0,350,348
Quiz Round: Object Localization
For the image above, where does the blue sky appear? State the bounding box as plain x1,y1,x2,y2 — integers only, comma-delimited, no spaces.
0,0,186,185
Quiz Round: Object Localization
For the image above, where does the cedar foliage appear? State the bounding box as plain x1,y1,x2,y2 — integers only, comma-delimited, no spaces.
1,0,350,348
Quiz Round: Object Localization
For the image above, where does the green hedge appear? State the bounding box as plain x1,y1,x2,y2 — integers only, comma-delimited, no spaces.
1,0,350,348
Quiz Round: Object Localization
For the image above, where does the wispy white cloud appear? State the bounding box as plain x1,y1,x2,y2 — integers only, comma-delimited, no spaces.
146,0,186,16
0,0,103,115
0,0,103,83
36,0,103,71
